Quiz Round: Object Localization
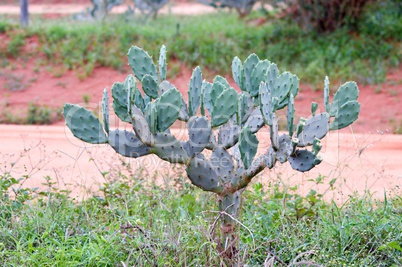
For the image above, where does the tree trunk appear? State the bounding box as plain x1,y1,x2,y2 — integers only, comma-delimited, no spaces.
20,0,29,27
217,191,242,266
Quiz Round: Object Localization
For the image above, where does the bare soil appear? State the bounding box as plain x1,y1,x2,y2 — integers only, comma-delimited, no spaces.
1,55,401,133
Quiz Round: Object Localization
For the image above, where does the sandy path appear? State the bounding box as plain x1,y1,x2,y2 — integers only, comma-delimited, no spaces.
1,124,401,202
0,3,216,15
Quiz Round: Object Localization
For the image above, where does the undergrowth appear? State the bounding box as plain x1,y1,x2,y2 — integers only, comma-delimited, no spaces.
0,0,400,86
0,163,401,266
0,102,62,125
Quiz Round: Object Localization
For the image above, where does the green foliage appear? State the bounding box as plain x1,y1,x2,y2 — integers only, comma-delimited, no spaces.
0,8,399,85
6,33,25,58
272,0,373,33
0,102,62,125
0,169,401,266
26,103,61,125
359,0,402,41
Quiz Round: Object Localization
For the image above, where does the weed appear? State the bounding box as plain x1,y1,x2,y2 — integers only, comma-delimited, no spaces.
49,65,68,78
0,164,401,266
389,118,402,134
6,33,25,58
55,81,67,88
0,72,27,92
82,93,91,105
26,102,62,125
0,102,62,125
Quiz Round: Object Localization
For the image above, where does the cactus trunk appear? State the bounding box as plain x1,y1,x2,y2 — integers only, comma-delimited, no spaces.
216,191,242,265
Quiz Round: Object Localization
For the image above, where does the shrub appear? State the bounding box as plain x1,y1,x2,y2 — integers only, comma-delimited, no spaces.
273,0,375,32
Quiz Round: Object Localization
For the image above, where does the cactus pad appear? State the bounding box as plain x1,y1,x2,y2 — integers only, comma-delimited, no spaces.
158,45,167,81
188,67,202,116
131,105,153,146
238,92,254,125
311,102,318,116
297,113,330,147
211,147,234,182
239,127,258,169
210,81,226,107
111,75,136,123
259,82,273,125
63,104,108,144
213,75,230,89
288,149,322,172
232,56,244,91
287,93,295,137
202,80,213,116
218,122,241,148
144,101,158,134
264,146,276,169
152,132,189,164
141,74,159,99
324,76,330,113
127,46,158,82
330,100,360,130
330,81,359,117
243,53,259,93
276,134,293,163
187,116,211,157
267,63,279,92
244,108,264,133
102,88,109,134
108,130,151,158
250,60,270,97
186,154,221,193
211,88,238,127
156,87,183,132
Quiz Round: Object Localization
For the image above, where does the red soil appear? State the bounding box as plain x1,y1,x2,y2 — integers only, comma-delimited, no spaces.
1,52,401,133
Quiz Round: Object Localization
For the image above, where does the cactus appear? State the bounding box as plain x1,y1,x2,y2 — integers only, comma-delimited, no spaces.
63,45,361,263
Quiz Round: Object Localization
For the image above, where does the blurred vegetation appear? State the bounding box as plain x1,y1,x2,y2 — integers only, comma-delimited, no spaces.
0,0,400,86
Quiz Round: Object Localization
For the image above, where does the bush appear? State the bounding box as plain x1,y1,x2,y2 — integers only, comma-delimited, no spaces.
274,0,375,32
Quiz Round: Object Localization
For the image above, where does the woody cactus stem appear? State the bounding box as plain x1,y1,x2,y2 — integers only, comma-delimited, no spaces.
63,46,361,264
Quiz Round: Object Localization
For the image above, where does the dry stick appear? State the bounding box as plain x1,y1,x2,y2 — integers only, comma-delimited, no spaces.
291,262,324,267
216,210,255,246
289,250,323,267
264,250,286,266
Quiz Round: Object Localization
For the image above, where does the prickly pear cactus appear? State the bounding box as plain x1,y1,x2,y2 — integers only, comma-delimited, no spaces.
63,45,360,258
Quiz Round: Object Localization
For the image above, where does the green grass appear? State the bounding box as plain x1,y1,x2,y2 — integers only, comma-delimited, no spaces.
0,101,62,125
0,0,401,86
1,167,401,266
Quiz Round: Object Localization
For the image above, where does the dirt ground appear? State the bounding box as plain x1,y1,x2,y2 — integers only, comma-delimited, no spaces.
1,124,401,203
0,2,401,202
1,56,401,133
0,0,213,16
